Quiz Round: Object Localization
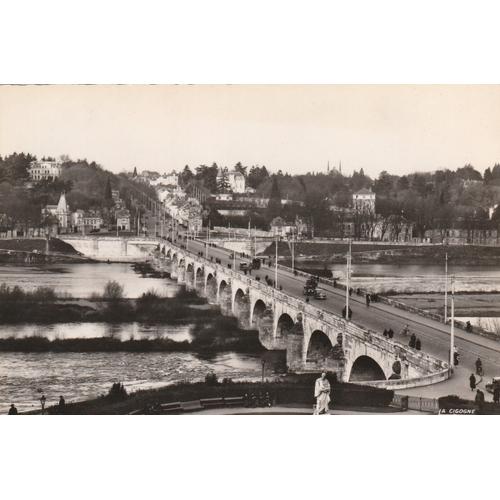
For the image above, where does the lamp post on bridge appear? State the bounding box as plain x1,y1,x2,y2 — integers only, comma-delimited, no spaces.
275,235,278,289
345,238,352,321
444,252,448,323
449,275,455,370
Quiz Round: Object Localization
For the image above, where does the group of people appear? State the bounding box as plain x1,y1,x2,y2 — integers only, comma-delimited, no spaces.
8,394,66,415
408,333,422,350
382,328,395,339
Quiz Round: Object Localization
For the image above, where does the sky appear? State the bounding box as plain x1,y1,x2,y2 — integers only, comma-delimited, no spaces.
1,85,499,178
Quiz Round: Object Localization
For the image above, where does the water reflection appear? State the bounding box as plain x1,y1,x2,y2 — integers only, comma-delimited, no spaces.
0,262,180,298
0,323,193,342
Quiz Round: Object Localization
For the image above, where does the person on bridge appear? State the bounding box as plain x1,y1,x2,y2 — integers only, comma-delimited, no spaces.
475,389,485,411
8,404,18,415
493,385,500,405
475,358,483,376
365,293,371,306
469,373,477,391
342,306,352,320
314,372,331,415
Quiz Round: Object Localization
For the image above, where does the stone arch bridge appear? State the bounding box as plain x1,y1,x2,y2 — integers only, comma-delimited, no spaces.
152,240,449,389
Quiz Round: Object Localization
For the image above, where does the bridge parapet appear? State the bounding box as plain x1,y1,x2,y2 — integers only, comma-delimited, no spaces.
152,239,450,389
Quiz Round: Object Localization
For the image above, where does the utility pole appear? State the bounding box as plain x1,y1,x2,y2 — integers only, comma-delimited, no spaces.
449,275,455,369
444,252,448,323
345,238,351,321
205,224,209,259
275,235,278,289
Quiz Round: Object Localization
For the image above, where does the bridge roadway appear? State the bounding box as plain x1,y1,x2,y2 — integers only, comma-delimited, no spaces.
178,236,500,400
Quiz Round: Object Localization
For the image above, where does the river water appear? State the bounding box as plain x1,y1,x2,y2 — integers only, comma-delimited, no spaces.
0,263,266,413
0,262,181,298
0,351,264,413
325,263,500,294
3,261,500,412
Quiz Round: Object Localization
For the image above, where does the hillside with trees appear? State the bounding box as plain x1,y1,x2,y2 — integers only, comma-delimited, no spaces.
0,153,157,233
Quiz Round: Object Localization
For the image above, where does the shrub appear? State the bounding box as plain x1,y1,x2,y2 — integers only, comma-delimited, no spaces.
107,382,128,401
205,372,218,386
103,281,124,301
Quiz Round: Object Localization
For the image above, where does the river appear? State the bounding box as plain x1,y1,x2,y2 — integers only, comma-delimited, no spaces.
314,263,500,294
0,351,264,413
0,263,267,413
3,261,500,412
0,262,181,298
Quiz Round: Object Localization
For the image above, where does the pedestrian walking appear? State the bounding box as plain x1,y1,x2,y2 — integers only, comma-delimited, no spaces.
59,395,65,408
475,389,485,411
415,338,421,350
493,385,500,405
409,333,416,348
40,394,46,414
388,328,394,339
469,373,476,391
383,329,388,337
366,293,371,307
8,404,18,415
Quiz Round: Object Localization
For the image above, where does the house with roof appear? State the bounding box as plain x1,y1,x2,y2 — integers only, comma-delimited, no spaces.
352,188,376,213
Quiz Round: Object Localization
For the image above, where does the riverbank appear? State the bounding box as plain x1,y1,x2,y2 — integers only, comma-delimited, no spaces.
0,237,90,263
21,374,395,415
269,241,500,265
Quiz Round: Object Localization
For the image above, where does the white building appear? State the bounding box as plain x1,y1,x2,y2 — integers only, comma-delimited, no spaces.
228,170,245,193
116,209,131,231
29,160,63,181
353,188,376,213
217,168,246,193
43,192,70,230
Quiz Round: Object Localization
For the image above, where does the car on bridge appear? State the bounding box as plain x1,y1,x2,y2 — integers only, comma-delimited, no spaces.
313,289,327,300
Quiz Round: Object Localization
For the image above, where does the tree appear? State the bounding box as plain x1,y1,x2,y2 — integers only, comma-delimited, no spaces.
234,162,247,177
217,167,231,193
104,177,113,203
132,166,138,177
456,164,482,181
247,165,270,189
103,280,124,301
179,165,194,186
195,163,218,193
484,167,492,184
267,176,282,219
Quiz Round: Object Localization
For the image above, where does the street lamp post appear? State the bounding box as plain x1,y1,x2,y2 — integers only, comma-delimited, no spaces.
291,232,295,273
449,275,455,369
275,235,278,289
345,238,351,320
444,252,448,323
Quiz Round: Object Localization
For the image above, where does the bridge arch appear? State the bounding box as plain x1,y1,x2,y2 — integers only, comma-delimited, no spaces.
276,312,294,338
205,273,217,302
218,279,232,314
349,355,386,382
194,266,204,291
233,288,251,328
251,299,267,327
306,330,332,364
